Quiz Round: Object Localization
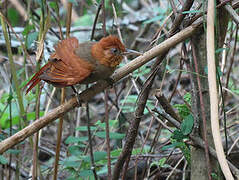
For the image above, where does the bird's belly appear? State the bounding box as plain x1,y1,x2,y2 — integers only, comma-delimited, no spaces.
81,64,115,84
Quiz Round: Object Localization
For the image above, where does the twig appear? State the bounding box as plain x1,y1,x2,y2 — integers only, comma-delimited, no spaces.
112,3,123,41
101,0,106,36
166,156,184,180
54,0,64,40
7,85,13,180
91,1,102,40
169,0,177,17
156,93,182,123
224,25,238,100
168,56,184,102
32,89,41,180
169,0,194,35
221,2,239,24
86,92,98,180
104,90,112,179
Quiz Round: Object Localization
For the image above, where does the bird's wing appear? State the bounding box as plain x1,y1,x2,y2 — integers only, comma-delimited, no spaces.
39,37,94,86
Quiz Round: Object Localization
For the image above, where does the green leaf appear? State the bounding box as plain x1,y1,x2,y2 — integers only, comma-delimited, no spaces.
95,131,125,139
144,15,164,24
93,151,107,161
22,24,35,36
66,177,77,180
68,145,83,156
6,149,21,154
183,93,191,104
49,2,57,9
161,141,185,151
74,14,93,26
133,65,151,77
17,68,25,78
26,32,38,49
215,47,229,54
0,110,44,129
120,95,138,104
173,104,190,119
75,126,97,131
97,165,109,175
0,133,5,141
95,120,118,129
83,151,107,162
158,157,167,167
65,136,88,144
182,10,202,14
0,155,8,164
150,158,167,168
122,105,135,113
79,170,93,177
132,147,150,155
180,114,194,135
216,67,223,77
7,8,20,26
60,156,81,167
68,0,78,6
171,129,187,141
110,149,122,157
211,172,218,179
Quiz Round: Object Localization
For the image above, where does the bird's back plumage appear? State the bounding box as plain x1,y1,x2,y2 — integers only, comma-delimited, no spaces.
25,37,94,93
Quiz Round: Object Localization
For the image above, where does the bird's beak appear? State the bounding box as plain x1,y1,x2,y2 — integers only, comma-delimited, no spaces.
121,48,142,56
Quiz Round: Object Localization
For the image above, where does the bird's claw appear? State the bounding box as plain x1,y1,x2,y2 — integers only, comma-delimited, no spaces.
105,77,115,88
75,93,82,106
71,85,82,106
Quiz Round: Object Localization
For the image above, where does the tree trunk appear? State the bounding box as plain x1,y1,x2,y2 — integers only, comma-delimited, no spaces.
190,5,229,178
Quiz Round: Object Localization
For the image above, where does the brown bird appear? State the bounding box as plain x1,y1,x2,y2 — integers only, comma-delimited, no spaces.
25,35,134,94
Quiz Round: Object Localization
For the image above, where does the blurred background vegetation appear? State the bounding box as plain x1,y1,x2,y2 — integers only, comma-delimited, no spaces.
0,0,239,179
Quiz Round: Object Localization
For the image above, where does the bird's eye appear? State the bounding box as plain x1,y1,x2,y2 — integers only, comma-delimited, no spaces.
110,48,119,55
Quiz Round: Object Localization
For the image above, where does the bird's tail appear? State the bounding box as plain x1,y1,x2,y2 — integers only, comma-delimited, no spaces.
24,63,50,94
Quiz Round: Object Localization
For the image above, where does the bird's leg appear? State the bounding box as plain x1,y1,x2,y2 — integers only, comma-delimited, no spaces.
71,86,82,106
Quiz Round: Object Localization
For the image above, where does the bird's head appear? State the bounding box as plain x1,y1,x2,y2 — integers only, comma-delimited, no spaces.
92,36,126,68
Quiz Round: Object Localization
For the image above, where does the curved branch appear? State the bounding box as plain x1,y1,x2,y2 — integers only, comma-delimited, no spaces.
207,0,234,179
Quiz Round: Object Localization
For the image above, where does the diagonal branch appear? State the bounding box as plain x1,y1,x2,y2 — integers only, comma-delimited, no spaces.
0,21,202,154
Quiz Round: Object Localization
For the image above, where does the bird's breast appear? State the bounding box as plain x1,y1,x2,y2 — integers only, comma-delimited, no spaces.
81,63,115,84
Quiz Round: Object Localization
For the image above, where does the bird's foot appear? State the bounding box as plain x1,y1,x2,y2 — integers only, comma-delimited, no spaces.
105,77,115,88
75,93,82,106
71,85,82,106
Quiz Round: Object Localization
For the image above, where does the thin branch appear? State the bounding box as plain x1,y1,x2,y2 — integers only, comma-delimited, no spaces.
156,93,182,123
91,1,102,40
169,0,195,35
86,93,98,179
104,90,111,179
222,2,239,24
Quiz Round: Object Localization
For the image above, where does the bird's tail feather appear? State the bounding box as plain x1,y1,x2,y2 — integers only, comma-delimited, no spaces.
24,63,50,94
